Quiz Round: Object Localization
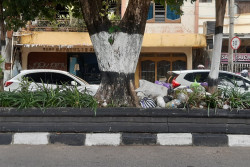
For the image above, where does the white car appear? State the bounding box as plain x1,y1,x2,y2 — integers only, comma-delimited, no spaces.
4,69,99,96
167,70,250,93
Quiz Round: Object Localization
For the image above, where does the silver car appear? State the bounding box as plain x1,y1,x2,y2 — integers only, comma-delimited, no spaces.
4,69,99,96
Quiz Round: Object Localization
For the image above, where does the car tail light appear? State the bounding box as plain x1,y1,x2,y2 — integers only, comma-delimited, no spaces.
172,76,181,88
4,81,13,87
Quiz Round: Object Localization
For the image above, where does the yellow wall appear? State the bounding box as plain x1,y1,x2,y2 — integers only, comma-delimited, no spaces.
20,32,206,47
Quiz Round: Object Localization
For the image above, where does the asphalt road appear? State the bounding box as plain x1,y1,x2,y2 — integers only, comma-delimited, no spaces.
0,145,250,167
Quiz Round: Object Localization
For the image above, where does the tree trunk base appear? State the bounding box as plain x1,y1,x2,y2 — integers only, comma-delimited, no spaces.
208,77,218,94
94,72,140,107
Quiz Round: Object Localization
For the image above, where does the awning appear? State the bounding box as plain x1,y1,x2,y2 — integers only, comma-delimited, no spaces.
20,32,206,48
142,33,206,47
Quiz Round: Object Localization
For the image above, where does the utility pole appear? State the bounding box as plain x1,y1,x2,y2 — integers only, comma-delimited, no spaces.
228,0,234,72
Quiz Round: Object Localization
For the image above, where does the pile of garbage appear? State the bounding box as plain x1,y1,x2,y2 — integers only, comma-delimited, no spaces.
135,79,210,109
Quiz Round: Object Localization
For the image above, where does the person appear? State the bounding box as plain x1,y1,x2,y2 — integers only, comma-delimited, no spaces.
12,55,22,77
197,64,205,69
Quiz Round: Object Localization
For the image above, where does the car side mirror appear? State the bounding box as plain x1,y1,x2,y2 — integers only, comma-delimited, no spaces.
71,80,78,86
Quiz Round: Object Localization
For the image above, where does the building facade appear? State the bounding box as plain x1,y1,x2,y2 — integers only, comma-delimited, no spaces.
199,0,250,73
11,0,206,87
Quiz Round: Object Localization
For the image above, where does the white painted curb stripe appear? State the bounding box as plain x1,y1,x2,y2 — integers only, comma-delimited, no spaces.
85,133,121,146
228,135,250,147
157,133,192,146
13,133,49,145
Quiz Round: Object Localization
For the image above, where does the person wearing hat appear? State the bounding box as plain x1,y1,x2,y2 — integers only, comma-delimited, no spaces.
197,64,205,69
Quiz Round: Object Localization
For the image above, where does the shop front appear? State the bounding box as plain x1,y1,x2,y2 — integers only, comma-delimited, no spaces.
18,32,206,87
220,53,250,74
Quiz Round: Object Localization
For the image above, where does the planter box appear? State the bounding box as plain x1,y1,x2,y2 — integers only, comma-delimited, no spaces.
0,108,249,134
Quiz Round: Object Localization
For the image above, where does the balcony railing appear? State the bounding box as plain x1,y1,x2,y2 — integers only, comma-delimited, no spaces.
28,19,88,32
27,19,120,32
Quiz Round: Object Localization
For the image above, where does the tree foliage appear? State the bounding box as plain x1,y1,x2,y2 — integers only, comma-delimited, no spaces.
2,0,198,31
3,0,81,31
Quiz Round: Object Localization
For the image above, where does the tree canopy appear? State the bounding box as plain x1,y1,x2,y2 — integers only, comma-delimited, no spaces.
2,0,197,31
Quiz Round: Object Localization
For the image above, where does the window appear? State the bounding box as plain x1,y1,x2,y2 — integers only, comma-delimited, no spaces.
147,2,181,23
50,73,76,85
25,72,46,83
172,60,187,71
139,53,187,83
193,72,209,82
219,73,246,87
141,60,155,83
157,61,170,80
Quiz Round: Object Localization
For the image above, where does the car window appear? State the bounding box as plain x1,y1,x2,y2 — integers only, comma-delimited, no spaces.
219,73,245,87
183,73,194,82
50,73,76,85
184,72,209,83
193,72,209,82
24,72,46,83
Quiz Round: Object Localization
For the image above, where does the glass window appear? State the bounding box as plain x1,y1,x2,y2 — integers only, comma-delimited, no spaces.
157,61,170,80
50,73,76,85
219,73,245,87
166,5,180,20
147,3,180,23
193,72,209,82
172,60,187,71
184,73,194,82
24,72,46,83
141,60,155,83
147,2,154,20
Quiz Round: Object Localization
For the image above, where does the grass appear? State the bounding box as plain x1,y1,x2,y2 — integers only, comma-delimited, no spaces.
0,78,98,112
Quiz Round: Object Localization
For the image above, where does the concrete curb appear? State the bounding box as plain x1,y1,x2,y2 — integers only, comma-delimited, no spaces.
1,133,250,147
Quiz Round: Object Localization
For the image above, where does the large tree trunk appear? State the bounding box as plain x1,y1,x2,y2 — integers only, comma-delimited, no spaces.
79,0,151,106
207,0,227,94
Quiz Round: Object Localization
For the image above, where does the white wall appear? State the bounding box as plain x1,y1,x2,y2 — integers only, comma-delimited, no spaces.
198,0,250,34
145,1,196,34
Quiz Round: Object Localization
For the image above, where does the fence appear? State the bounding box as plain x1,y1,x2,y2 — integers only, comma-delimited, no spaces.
220,63,250,74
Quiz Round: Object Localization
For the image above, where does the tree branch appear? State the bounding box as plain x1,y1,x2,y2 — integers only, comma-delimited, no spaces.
79,0,111,35
120,0,151,34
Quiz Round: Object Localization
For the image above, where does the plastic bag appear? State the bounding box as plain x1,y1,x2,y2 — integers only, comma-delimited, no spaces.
140,97,156,109
165,99,181,108
155,81,171,89
156,96,165,108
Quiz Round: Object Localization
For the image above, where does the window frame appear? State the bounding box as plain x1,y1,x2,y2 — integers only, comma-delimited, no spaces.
139,53,187,82
147,2,181,23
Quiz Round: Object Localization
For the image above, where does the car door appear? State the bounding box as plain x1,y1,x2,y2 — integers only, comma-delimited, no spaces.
219,72,249,93
24,72,47,91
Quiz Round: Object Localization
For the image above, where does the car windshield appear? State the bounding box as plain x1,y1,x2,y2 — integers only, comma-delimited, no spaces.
219,72,247,87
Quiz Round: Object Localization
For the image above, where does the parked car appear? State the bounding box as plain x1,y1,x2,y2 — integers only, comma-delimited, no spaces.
4,69,99,96
166,70,250,92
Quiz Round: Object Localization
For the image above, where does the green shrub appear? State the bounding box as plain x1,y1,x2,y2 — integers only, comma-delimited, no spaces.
0,79,98,112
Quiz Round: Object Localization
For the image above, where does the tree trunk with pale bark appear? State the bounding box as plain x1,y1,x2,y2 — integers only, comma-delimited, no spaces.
207,0,227,94
79,0,151,107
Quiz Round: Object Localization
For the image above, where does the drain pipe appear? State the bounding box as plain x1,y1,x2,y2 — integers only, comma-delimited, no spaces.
10,33,14,78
